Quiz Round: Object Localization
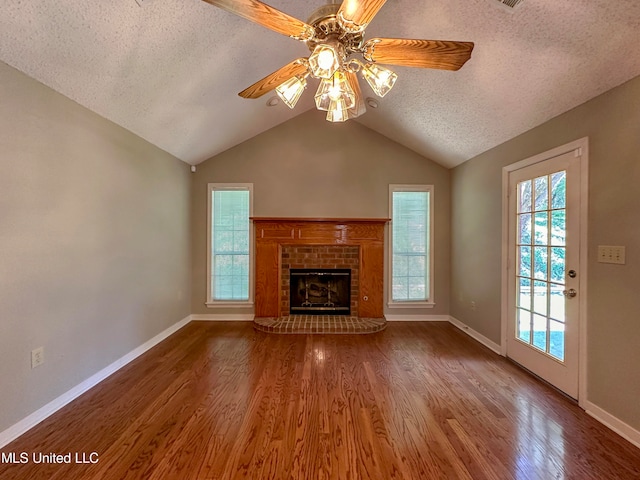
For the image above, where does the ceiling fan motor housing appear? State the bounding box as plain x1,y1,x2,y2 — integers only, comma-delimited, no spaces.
306,3,364,55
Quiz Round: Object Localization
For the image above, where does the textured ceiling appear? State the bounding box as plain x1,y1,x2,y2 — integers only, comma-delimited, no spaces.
1,0,639,168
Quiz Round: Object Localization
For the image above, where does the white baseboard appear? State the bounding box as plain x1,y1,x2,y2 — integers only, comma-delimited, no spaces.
384,314,450,321
448,316,502,355
0,315,191,449
191,314,255,321
584,401,640,449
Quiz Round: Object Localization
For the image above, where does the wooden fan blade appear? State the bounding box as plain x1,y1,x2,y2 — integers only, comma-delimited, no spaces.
345,70,366,119
238,58,309,99
337,0,387,33
363,38,474,70
201,0,314,40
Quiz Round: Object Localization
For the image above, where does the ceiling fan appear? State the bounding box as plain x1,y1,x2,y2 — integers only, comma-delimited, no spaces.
202,0,474,122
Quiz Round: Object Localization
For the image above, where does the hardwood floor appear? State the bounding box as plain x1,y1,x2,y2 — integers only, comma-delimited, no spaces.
1,321,639,479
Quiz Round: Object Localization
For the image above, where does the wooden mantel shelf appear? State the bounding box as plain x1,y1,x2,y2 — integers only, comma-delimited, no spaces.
251,217,390,223
253,218,389,319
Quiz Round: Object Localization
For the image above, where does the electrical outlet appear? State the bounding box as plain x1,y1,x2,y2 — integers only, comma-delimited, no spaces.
470,300,476,311
598,245,626,264
31,347,44,369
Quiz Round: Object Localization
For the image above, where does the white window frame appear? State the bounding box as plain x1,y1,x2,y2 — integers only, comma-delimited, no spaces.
388,184,435,308
206,183,254,307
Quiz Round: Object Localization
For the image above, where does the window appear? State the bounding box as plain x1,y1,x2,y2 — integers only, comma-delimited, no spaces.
207,184,253,305
389,185,434,306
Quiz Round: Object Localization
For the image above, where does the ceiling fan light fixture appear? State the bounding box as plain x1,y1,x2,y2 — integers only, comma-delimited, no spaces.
275,75,307,109
314,78,332,111
215,0,474,123
314,70,356,111
308,44,341,79
361,63,397,97
326,97,349,123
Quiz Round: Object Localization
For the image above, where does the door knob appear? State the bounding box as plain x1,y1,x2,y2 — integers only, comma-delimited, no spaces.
563,288,577,298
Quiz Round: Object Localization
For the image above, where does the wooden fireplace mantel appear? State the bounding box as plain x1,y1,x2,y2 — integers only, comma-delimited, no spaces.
251,217,390,223
252,218,389,318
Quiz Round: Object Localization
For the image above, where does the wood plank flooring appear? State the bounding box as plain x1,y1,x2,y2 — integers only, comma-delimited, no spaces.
1,321,639,479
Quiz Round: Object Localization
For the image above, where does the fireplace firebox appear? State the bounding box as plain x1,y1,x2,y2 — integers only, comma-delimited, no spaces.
290,268,351,315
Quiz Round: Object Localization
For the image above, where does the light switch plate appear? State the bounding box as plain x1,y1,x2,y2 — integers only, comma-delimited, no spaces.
598,245,626,264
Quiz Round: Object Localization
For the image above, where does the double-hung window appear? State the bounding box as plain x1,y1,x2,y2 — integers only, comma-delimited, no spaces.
389,185,434,306
207,184,253,305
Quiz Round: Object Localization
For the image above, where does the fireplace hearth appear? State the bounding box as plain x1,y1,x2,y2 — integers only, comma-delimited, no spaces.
290,268,351,315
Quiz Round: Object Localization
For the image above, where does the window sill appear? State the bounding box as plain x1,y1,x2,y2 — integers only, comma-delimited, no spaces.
206,301,254,308
387,301,435,309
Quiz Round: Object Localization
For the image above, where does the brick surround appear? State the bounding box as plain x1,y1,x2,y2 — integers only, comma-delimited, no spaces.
281,245,360,316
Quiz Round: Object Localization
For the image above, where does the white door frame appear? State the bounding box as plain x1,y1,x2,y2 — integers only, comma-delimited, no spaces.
500,137,589,407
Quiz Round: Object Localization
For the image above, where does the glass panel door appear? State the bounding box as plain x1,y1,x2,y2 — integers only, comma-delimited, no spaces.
515,171,567,361
506,147,582,399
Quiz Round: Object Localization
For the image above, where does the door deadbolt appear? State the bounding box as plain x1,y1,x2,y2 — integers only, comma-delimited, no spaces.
568,270,577,278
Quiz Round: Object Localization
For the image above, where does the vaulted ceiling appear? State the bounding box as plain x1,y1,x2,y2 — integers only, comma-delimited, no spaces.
1,0,639,168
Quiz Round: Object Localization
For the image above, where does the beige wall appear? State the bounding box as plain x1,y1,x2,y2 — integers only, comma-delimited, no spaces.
0,62,192,433
451,75,640,429
191,110,450,317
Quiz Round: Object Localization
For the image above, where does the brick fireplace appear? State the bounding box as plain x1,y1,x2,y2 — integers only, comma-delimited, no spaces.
252,218,388,319
282,245,359,315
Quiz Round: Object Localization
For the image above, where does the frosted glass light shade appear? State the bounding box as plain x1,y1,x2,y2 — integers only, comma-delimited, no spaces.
308,44,340,79
314,70,356,111
326,97,349,122
362,63,397,97
275,76,307,109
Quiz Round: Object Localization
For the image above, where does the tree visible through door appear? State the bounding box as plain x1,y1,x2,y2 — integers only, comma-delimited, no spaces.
516,171,567,361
